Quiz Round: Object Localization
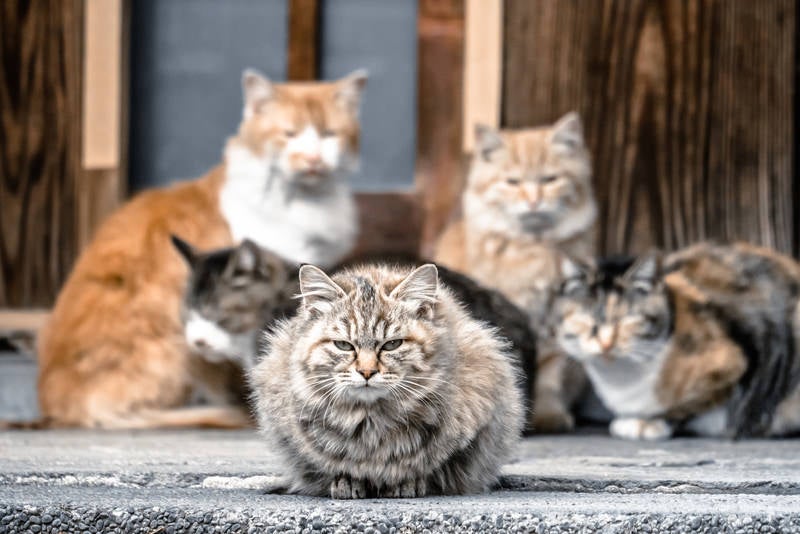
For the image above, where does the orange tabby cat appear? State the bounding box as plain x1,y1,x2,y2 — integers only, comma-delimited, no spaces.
435,112,597,432
34,70,367,429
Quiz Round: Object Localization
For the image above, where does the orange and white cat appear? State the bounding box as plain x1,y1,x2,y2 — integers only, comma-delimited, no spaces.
435,113,597,432
33,69,367,429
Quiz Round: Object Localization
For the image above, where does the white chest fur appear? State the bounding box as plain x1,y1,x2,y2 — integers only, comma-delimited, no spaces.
220,145,358,267
584,348,669,418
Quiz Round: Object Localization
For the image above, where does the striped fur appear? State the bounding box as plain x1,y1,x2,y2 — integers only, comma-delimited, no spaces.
249,264,524,498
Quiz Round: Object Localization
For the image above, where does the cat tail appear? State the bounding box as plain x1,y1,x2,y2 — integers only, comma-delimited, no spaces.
0,418,56,430
103,406,254,430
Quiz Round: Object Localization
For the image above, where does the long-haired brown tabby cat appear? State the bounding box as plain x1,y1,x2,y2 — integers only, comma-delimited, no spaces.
434,112,597,432
553,242,800,439
250,264,524,498
33,70,367,429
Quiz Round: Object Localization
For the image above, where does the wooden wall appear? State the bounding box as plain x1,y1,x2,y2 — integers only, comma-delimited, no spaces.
0,1,85,308
503,0,797,257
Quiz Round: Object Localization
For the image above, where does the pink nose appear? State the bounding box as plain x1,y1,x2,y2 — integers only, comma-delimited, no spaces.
304,154,322,167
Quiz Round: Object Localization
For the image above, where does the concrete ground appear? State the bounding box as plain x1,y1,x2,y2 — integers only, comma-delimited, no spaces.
2,429,799,533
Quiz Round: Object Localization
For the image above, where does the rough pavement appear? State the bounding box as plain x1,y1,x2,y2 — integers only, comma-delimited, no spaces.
2,430,800,532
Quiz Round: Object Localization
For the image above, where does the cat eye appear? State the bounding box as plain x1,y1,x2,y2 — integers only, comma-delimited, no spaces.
381,339,403,351
333,340,355,351
505,177,521,185
631,280,653,295
284,130,297,137
540,174,558,183
320,128,337,137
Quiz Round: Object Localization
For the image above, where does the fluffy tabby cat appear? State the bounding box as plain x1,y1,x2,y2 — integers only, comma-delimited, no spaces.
34,70,367,428
435,112,597,432
553,242,800,440
250,264,524,498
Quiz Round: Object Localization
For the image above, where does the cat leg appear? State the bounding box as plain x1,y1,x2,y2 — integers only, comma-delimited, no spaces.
610,417,673,441
382,478,428,498
532,350,578,432
101,406,253,430
330,476,368,499
769,386,800,436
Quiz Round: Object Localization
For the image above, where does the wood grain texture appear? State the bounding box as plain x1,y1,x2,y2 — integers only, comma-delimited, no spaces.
350,192,423,261
287,0,319,81
503,0,797,257
416,0,466,257
0,1,85,307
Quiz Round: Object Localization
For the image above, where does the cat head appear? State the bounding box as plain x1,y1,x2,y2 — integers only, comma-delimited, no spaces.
172,235,298,362
464,112,596,241
232,69,368,186
552,252,672,365
294,263,441,404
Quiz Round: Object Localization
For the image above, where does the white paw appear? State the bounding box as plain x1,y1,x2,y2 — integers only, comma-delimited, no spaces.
610,417,672,441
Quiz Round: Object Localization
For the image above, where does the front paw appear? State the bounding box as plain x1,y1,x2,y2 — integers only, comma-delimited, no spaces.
382,478,428,498
610,417,672,441
330,476,367,499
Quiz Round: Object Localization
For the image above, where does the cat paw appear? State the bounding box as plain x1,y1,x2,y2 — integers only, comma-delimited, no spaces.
382,479,428,498
610,417,672,441
330,476,367,499
531,409,575,434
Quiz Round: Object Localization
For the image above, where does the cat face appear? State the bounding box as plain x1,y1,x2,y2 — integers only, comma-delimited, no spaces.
465,112,595,240
296,264,440,404
172,236,297,362
237,69,367,185
553,253,672,364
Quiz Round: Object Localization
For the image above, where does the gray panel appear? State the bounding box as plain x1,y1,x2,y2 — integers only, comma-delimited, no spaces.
320,0,418,191
129,0,288,191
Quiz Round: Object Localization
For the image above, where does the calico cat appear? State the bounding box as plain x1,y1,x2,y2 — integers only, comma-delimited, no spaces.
34,70,367,429
553,242,800,440
434,112,597,432
173,241,537,423
250,264,524,498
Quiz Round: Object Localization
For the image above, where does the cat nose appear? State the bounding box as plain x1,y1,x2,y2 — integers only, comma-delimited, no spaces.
304,154,323,168
597,325,617,352
193,339,209,349
357,368,377,380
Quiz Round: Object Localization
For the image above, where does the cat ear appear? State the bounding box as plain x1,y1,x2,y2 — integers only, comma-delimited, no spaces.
390,264,439,314
171,234,198,269
474,123,505,161
626,250,662,288
298,265,346,315
551,111,584,149
335,69,368,114
242,69,273,117
559,254,590,295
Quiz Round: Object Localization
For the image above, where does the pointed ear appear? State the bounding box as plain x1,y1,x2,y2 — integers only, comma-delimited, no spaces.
626,250,662,284
390,264,439,308
171,234,197,268
474,123,505,161
335,69,368,114
227,239,260,274
559,254,590,296
298,265,346,315
551,111,584,149
242,69,273,117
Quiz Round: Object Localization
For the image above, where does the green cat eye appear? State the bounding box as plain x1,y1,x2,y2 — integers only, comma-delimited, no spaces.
333,340,354,351
381,339,403,351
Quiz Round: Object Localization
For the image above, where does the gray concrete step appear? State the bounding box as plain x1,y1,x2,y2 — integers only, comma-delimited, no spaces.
0,351,38,421
1,430,799,532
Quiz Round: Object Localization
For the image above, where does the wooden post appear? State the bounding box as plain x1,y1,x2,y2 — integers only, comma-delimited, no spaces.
416,0,466,257
287,0,320,81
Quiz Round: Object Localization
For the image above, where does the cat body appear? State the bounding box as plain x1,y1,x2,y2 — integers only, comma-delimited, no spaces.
174,241,537,426
250,264,523,498
553,242,800,440
435,112,597,432
35,70,366,429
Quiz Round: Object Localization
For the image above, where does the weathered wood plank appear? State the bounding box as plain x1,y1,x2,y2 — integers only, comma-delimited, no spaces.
503,0,797,257
287,0,319,81
416,0,466,257
0,0,86,307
